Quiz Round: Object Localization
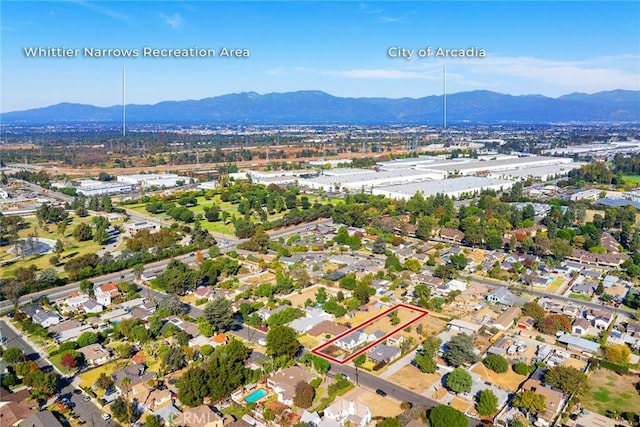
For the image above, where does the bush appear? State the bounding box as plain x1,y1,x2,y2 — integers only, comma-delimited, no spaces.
309,378,322,389
513,362,533,376
483,354,509,373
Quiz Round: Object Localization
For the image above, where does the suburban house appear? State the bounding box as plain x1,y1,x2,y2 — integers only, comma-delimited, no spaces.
335,330,368,351
386,333,405,348
437,228,465,243
367,344,401,364
94,283,121,306
81,299,104,314
173,405,224,427
324,399,371,427
167,317,200,337
77,343,113,366
520,379,565,426
0,387,38,426
307,321,349,337
486,287,527,306
140,388,173,412
557,334,600,355
267,366,314,406
289,308,333,334
572,318,590,336
21,305,61,328
585,309,612,330
256,305,288,321
516,316,535,330
447,319,482,336
493,307,520,331
112,363,156,394
19,410,64,427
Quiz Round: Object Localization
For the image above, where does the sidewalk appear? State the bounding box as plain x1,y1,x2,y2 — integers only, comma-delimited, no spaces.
2,318,66,376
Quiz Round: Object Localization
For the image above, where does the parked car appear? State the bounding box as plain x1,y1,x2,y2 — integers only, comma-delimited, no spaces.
376,389,387,397
101,414,111,420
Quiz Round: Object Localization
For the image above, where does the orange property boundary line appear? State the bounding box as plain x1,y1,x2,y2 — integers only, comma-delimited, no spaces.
311,303,428,365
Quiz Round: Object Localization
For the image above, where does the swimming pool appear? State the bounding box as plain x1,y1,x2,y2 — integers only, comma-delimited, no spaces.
244,388,267,403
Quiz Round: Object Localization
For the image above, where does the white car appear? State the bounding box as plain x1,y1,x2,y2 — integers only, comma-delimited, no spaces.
101,414,111,420
258,338,267,346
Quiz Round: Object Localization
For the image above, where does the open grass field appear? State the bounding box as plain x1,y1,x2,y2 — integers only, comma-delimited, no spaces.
579,368,640,417
471,362,526,392
127,193,330,236
568,292,592,302
547,277,565,293
622,175,640,184
0,215,111,278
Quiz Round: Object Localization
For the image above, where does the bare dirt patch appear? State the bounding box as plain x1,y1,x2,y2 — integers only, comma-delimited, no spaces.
287,285,326,308
471,362,525,392
345,389,403,418
450,396,473,412
388,365,441,393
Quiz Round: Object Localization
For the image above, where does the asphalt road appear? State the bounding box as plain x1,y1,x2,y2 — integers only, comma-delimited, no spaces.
0,319,49,368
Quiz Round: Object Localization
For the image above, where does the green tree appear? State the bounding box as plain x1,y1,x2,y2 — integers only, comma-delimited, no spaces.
161,346,187,372
476,389,498,415
72,223,93,242
429,405,468,427
96,372,114,390
266,325,299,360
513,390,545,416
77,331,99,348
522,302,546,324
414,352,437,374
79,279,94,296
177,367,210,407
376,418,401,427
353,354,367,367
544,366,588,395
293,381,315,408
2,348,24,365
145,414,162,427
372,236,387,254
446,368,472,394
483,354,509,373
444,333,478,366
111,396,134,423
204,297,235,332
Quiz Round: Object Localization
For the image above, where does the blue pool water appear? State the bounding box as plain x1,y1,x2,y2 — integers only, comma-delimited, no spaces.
244,388,267,403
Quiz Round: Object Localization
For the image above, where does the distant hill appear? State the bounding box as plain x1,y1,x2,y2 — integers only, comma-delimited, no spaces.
2,89,638,125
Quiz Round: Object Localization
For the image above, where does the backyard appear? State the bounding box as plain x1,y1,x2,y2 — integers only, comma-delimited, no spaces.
579,368,640,417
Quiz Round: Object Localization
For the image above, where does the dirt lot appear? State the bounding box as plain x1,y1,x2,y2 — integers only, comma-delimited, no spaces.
344,388,403,418
363,308,419,333
287,284,327,308
471,362,526,392
450,396,473,413
388,365,441,393
579,368,640,416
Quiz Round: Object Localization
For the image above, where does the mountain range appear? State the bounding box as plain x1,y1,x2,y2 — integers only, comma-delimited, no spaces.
2,89,638,125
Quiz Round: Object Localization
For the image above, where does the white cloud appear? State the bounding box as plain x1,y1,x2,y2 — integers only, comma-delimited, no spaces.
160,13,184,29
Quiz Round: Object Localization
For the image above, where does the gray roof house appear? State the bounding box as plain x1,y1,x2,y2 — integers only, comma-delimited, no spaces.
367,344,401,364
486,287,527,306
20,411,63,427
21,305,61,328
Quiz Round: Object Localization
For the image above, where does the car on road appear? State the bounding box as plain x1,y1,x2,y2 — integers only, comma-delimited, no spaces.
82,394,91,402
375,389,387,397
101,414,111,420
258,338,266,346
73,389,82,394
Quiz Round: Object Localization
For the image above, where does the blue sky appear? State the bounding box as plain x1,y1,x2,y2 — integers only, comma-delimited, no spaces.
1,1,639,112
